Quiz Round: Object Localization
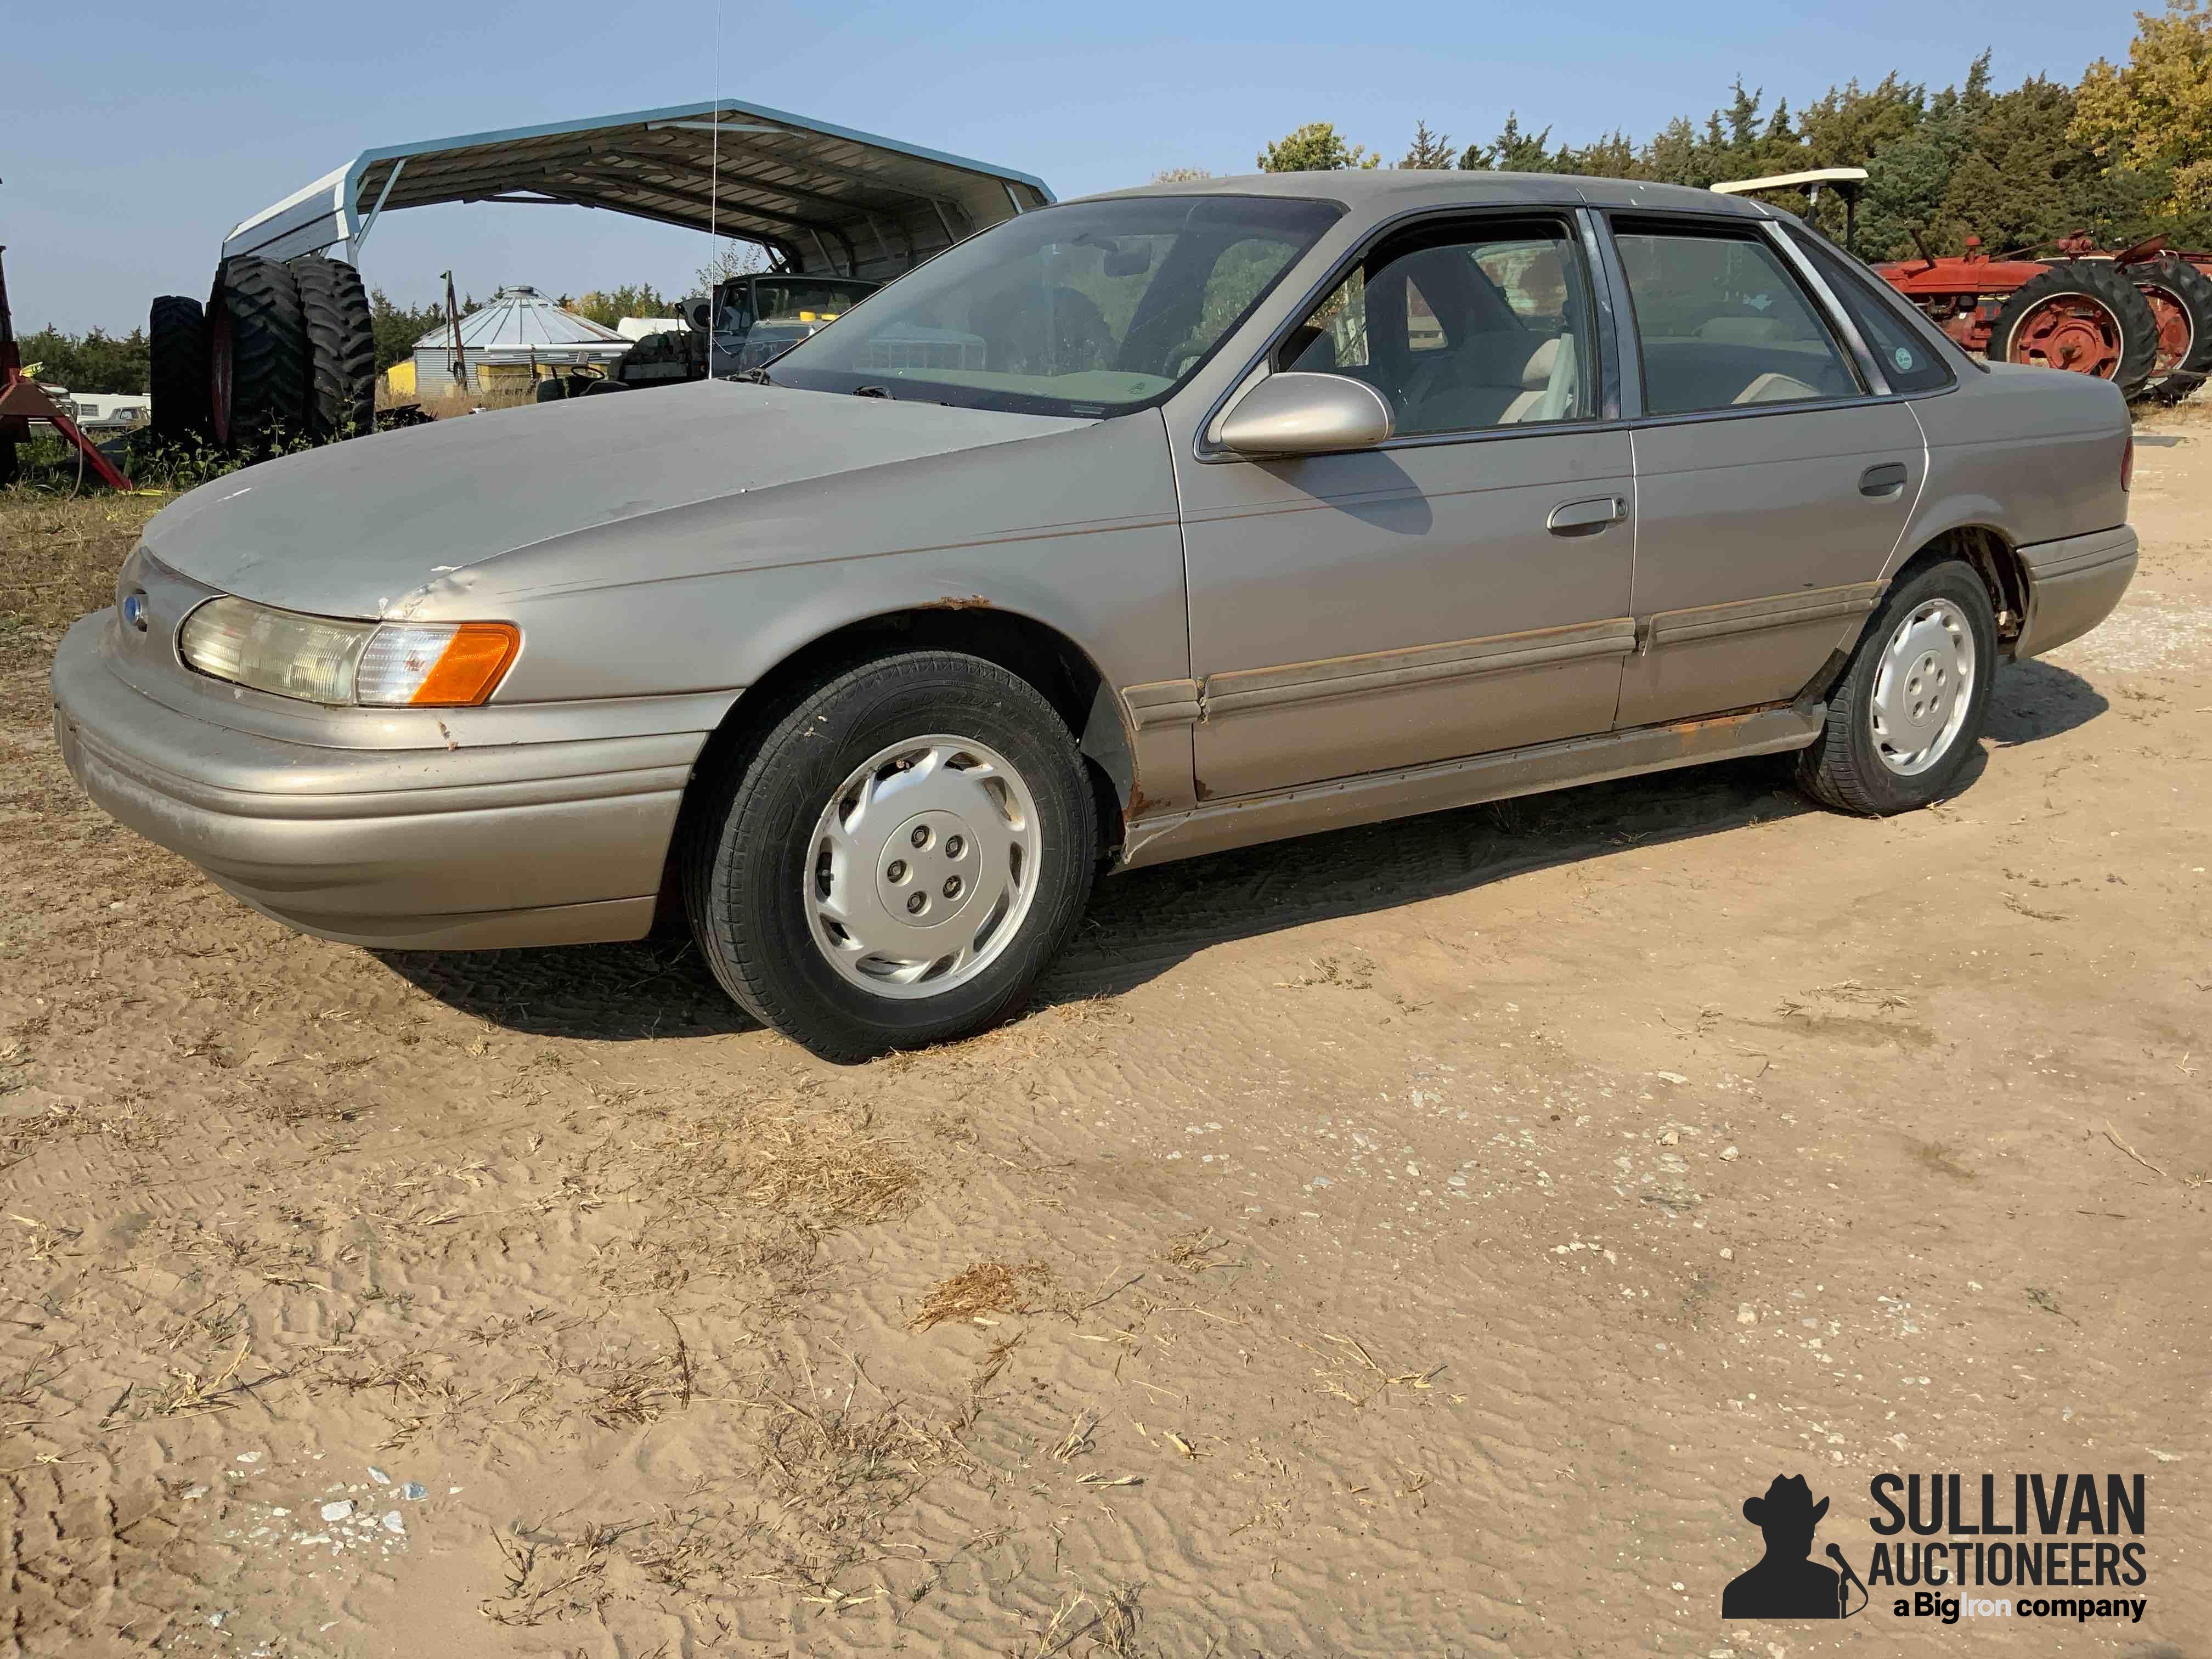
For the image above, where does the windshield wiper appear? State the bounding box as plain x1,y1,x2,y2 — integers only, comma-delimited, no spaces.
736,368,774,385
854,384,893,399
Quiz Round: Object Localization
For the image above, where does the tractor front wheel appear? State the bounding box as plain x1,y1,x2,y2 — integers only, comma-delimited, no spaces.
1991,262,2159,396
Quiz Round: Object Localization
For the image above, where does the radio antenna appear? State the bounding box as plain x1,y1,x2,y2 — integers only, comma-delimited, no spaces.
707,3,723,263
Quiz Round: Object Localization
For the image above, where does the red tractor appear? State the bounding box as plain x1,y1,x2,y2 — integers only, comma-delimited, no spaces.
1714,168,2212,403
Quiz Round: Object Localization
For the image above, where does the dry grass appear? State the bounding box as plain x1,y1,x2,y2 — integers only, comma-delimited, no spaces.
696,1098,922,1229
390,386,540,420
0,489,166,640
909,1260,1055,1330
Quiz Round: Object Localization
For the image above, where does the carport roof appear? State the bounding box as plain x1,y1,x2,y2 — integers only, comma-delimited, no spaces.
221,97,1056,282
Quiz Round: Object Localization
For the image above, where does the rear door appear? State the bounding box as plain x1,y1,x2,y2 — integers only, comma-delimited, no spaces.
1606,216,1925,728
1172,211,1638,800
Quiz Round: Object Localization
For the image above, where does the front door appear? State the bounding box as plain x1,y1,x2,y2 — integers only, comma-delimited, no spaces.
1607,218,1925,728
1175,212,1637,802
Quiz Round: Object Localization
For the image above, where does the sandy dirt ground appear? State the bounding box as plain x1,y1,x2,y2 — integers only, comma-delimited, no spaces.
1,417,2207,1658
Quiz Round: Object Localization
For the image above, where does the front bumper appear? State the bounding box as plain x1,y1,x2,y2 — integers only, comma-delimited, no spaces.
50,612,718,950
2014,526,2138,661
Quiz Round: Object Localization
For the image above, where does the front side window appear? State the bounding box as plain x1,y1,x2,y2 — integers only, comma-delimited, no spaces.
1613,223,1861,415
769,195,1342,417
1782,227,1958,394
1279,219,1597,437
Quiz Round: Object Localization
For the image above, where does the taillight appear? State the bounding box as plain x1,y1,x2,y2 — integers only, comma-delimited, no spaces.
2121,430,2134,493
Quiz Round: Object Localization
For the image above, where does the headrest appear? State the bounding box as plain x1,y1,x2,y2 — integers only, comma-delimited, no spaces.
1733,371,1821,404
1520,335,1560,389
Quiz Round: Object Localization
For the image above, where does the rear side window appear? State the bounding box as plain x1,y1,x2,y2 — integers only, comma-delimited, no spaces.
1784,227,1957,394
1612,223,1861,415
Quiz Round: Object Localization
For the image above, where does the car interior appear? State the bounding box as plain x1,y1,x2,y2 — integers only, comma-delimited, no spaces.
1275,219,1864,433
1279,228,1595,435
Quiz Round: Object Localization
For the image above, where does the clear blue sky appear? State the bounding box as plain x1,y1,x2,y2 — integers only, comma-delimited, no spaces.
5,0,2135,336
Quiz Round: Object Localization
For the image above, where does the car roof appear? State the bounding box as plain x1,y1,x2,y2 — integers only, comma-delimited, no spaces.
1078,170,1770,218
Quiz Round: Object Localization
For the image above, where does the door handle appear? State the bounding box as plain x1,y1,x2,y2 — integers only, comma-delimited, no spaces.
1547,495,1627,536
1859,462,1908,498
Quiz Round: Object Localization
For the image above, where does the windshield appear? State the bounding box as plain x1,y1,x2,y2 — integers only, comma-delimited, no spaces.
751,278,876,322
768,194,1344,416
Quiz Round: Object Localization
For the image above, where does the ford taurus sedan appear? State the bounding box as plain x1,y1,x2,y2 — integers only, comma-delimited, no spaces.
53,172,2137,1060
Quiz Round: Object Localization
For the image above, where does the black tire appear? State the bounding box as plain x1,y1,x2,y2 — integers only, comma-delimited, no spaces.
2126,255,2212,402
148,295,211,441
1795,560,1998,816
293,256,376,442
684,651,1099,1062
206,256,309,450
1991,261,2160,396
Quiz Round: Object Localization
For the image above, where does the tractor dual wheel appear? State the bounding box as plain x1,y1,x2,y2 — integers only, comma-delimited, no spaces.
2126,256,2212,403
1991,262,2160,396
148,295,211,441
293,256,377,442
207,256,310,450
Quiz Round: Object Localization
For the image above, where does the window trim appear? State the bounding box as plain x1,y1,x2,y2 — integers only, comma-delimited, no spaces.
1777,219,1970,391
1601,211,1874,420
1193,201,1616,463
1760,219,1893,396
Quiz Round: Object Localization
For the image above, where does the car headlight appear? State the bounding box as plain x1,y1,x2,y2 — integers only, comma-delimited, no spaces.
177,597,518,707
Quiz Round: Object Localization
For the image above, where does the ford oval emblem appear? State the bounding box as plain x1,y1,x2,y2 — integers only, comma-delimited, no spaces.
121,592,149,631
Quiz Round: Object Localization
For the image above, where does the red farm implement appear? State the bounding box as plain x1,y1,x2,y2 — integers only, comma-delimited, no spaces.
1715,168,2212,404
0,244,135,491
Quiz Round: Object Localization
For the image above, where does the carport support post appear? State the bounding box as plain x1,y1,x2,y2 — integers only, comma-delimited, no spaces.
351,157,407,260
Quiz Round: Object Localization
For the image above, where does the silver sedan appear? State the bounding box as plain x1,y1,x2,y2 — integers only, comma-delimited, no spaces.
53,171,2137,1058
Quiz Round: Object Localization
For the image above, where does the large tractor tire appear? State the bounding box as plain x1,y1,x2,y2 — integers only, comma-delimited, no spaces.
207,256,309,450
1991,261,2160,397
148,295,211,441
2125,255,2212,403
293,256,377,442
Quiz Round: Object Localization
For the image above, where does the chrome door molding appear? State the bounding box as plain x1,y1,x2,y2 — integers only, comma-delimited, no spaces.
1123,617,1639,733
1643,580,1887,652
1201,617,1638,719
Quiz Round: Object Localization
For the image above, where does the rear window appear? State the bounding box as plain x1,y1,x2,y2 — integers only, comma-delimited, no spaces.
1783,226,1958,394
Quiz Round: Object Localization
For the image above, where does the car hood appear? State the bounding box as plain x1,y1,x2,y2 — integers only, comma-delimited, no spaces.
140,380,1089,618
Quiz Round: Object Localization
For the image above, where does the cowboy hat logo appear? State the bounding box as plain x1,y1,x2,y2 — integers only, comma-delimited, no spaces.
1723,1475,1862,1619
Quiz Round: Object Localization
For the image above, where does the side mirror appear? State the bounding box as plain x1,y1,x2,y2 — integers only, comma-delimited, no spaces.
1216,372,1394,457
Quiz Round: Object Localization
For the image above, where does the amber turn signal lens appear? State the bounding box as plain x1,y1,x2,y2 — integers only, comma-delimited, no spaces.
410,623,520,706
355,622,521,707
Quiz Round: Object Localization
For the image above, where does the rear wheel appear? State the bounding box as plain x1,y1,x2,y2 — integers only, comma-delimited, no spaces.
1991,261,2159,396
148,295,211,441
207,256,309,449
685,651,1098,1062
1795,560,1997,816
2126,255,2212,402
294,256,377,441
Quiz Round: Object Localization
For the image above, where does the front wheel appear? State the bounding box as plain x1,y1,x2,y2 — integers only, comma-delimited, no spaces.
1795,560,1997,816
684,651,1098,1061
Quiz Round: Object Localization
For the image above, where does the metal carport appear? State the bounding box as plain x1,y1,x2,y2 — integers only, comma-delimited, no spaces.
221,97,1056,281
